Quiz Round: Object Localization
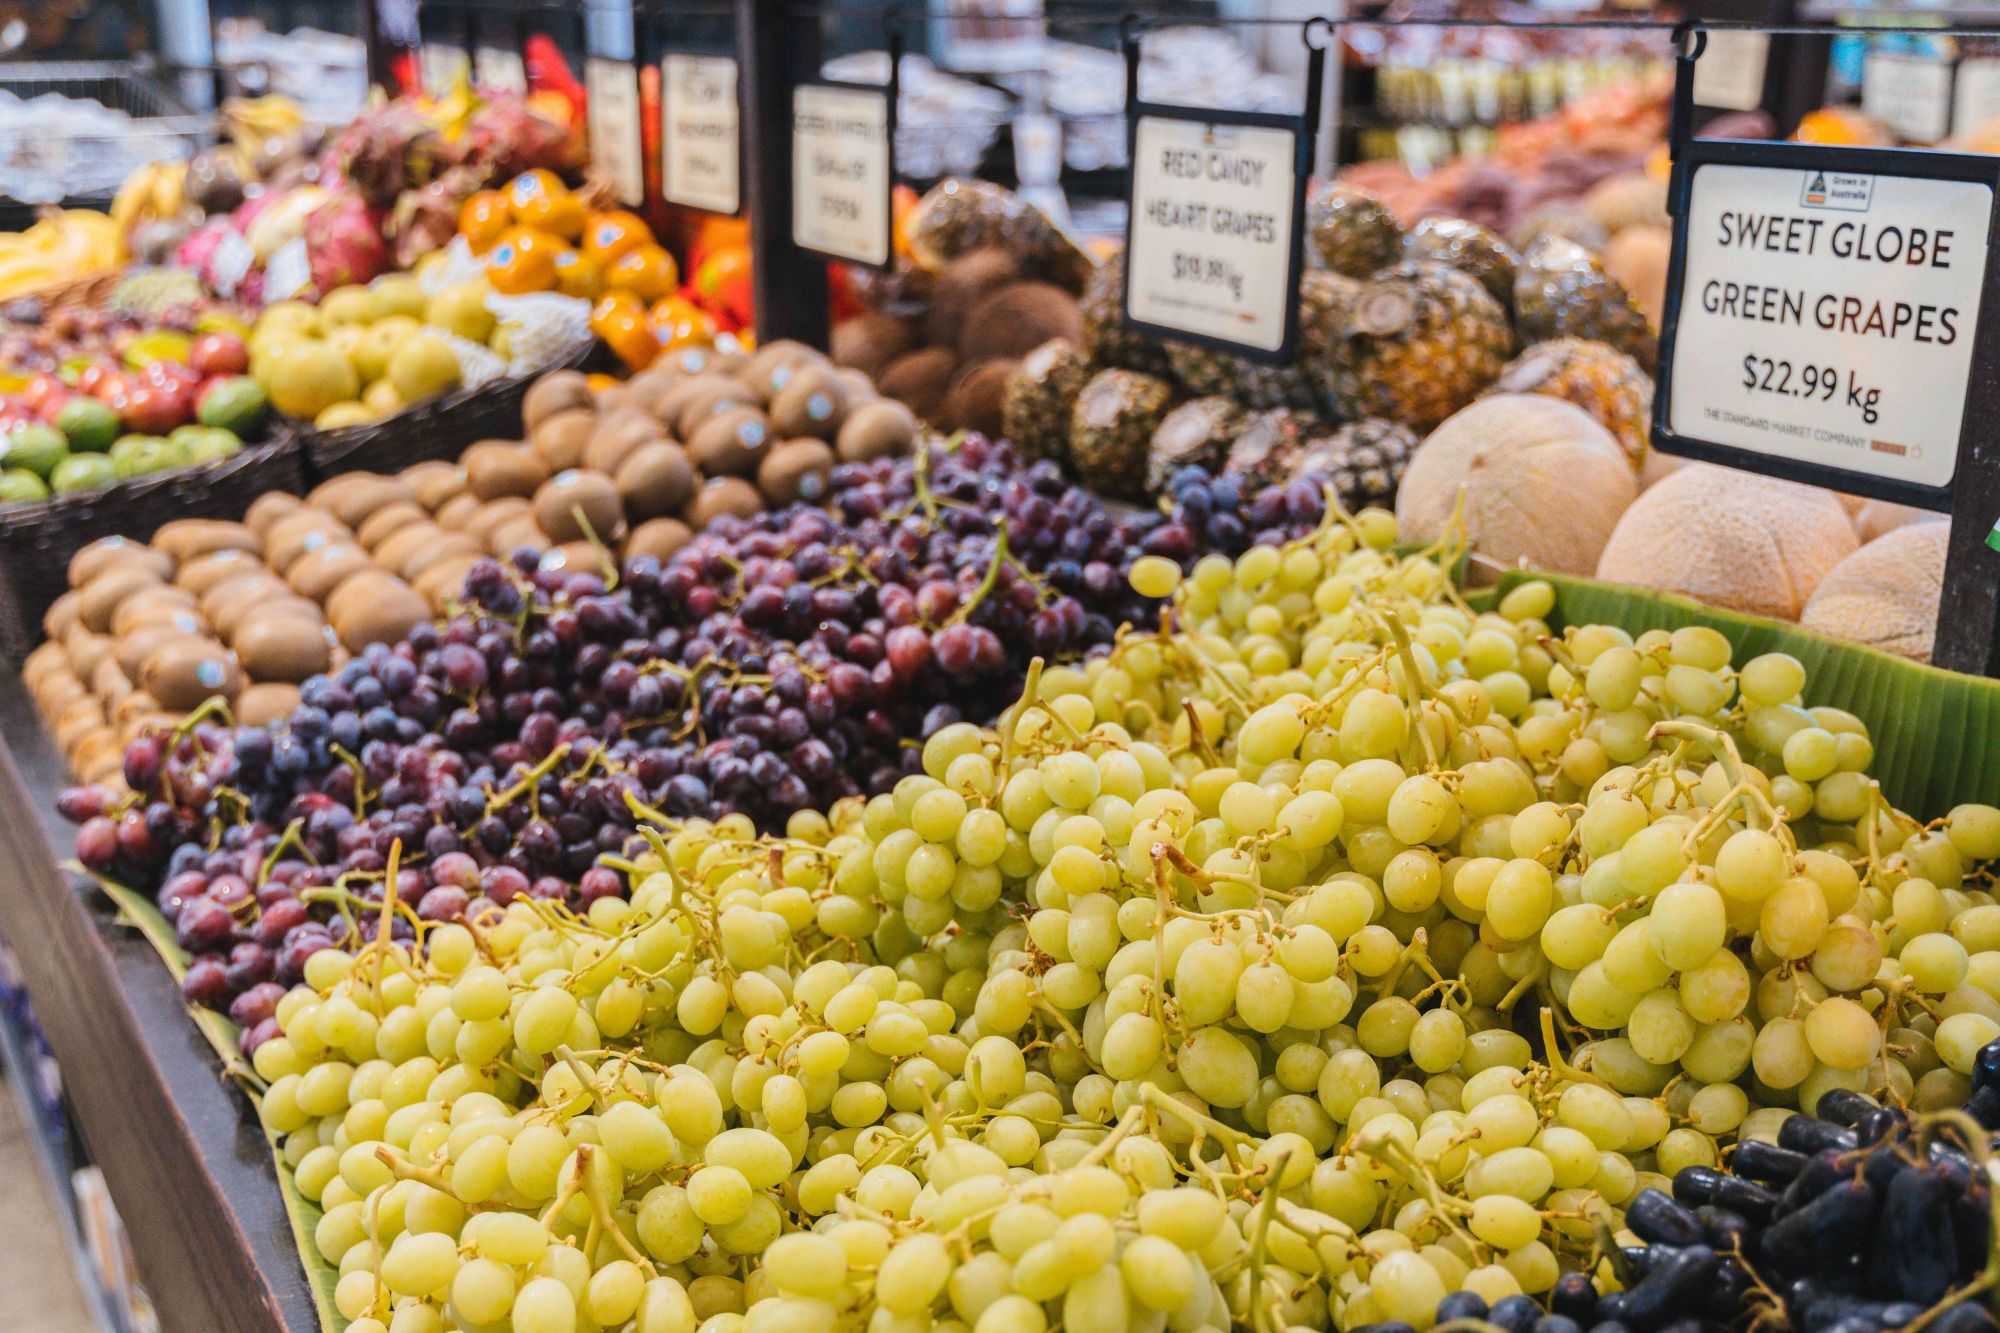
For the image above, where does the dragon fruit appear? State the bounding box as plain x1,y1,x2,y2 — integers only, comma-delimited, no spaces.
302,192,390,294
387,165,480,270
175,217,235,276
453,94,578,179
244,184,332,260
321,102,449,210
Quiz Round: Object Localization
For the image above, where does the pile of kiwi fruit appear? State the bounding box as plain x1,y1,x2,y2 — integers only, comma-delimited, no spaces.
831,245,1089,437
24,350,926,786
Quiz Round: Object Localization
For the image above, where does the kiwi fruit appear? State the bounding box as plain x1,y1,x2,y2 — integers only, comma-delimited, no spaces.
530,408,597,473
434,491,482,531
330,579,429,654
539,541,616,579
234,613,333,682
878,348,957,423
685,475,764,528
141,638,243,709
925,248,1024,346
613,442,699,521
68,536,172,588
459,498,533,547
370,523,450,578
523,369,595,429
943,358,1016,436
958,282,1084,363
757,439,837,506
285,543,375,602
488,516,548,558
625,517,694,563
117,623,198,683
397,530,483,582
37,670,85,716
215,591,318,643
356,501,429,551
836,398,921,462
74,731,126,785
196,573,287,626
398,459,456,495
243,490,302,536
688,406,773,477
111,585,199,635
744,342,828,403
325,571,414,634
78,564,165,633
832,312,919,381
312,474,412,528
533,470,624,545
770,366,849,439
583,408,664,475
57,695,107,752
23,641,65,691
835,368,879,404
464,442,550,500
174,548,267,596
411,464,467,512
414,554,484,611
265,509,352,573
237,682,303,728
64,625,112,681
42,591,80,640
153,519,262,562
109,687,156,728
617,367,683,421
674,377,759,440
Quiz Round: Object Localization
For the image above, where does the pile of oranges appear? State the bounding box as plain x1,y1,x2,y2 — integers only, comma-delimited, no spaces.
457,170,720,371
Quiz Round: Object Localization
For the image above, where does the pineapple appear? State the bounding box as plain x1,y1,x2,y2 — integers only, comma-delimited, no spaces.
1491,336,1654,467
1514,236,1656,372
1070,369,1177,500
1164,340,1318,413
1002,338,1091,464
907,177,1090,289
1148,396,1244,494
1287,419,1419,513
1080,250,1177,380
1297,269,1362,418
1327,261,1514,431
1404,216,1519,310
1224,408,1334,487
1308,183,1404,278
1508,203,1608,256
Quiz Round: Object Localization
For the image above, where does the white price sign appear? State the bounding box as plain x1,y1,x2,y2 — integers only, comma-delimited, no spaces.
476,45,527,94
1692,31,1769,112
1863,52,1953,144
1663,162,1992,493
663,55,740,215
1124,114,1302,356
792,84,892,267
420,42,467,99
1956,58,2000,139
587,57,646,206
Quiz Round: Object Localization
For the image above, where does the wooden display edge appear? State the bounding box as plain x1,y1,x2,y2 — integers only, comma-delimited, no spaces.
0,667,315,1333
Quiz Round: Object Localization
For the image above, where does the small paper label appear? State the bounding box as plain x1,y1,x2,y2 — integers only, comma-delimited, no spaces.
264,237,312,301
210,231,255,297
420,42,467,99
663,54,741,214
792,84,892,267
1863,52,1953,144
1124,114,1302,355
1663,160,1993,493
1693,31,1770,112
476,45,527,94
587,57,646,206
1956,58,2000,138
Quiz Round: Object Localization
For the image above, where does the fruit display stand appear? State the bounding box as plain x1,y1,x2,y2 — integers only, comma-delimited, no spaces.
0,666,318,1333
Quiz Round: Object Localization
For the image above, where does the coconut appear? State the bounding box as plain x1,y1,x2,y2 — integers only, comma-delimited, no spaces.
957,283,1085,364
878,348,959,424
1397,395,1637,584
1800,519,1948,661
1596,463,1859,620
1602,226,1671,330
922,247,1022,347
942,359,1017,437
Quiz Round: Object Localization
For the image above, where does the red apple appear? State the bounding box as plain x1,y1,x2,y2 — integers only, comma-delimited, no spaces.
80,365,125,399
120,382,189,435
32,387,75,423
20,372,65,413
188,332,250,377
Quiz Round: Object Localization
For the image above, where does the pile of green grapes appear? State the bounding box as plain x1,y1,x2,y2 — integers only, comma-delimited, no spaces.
249,506,2000,1333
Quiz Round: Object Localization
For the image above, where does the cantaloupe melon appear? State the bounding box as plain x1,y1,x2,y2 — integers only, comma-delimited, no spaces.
1852,497,1930,543
1396,395,1638,585
1799,520,1947,661
1595,463,1859,620
1603,226,1671,329
1583,172,1670,234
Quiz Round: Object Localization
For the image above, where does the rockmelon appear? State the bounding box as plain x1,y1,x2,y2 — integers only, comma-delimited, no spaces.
1799,520,1947,661
1595,463,1858,620
1602,226,1671,330
1396,395,1637,585
1852,497,1932,543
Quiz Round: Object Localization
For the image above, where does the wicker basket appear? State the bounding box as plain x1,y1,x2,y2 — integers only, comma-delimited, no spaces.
303,341,603,482
0,429,305,663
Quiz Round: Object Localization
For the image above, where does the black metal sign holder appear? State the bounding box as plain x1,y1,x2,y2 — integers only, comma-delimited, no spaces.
786,27,902,272
1115,16,1325,365
1654,21,2000,676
